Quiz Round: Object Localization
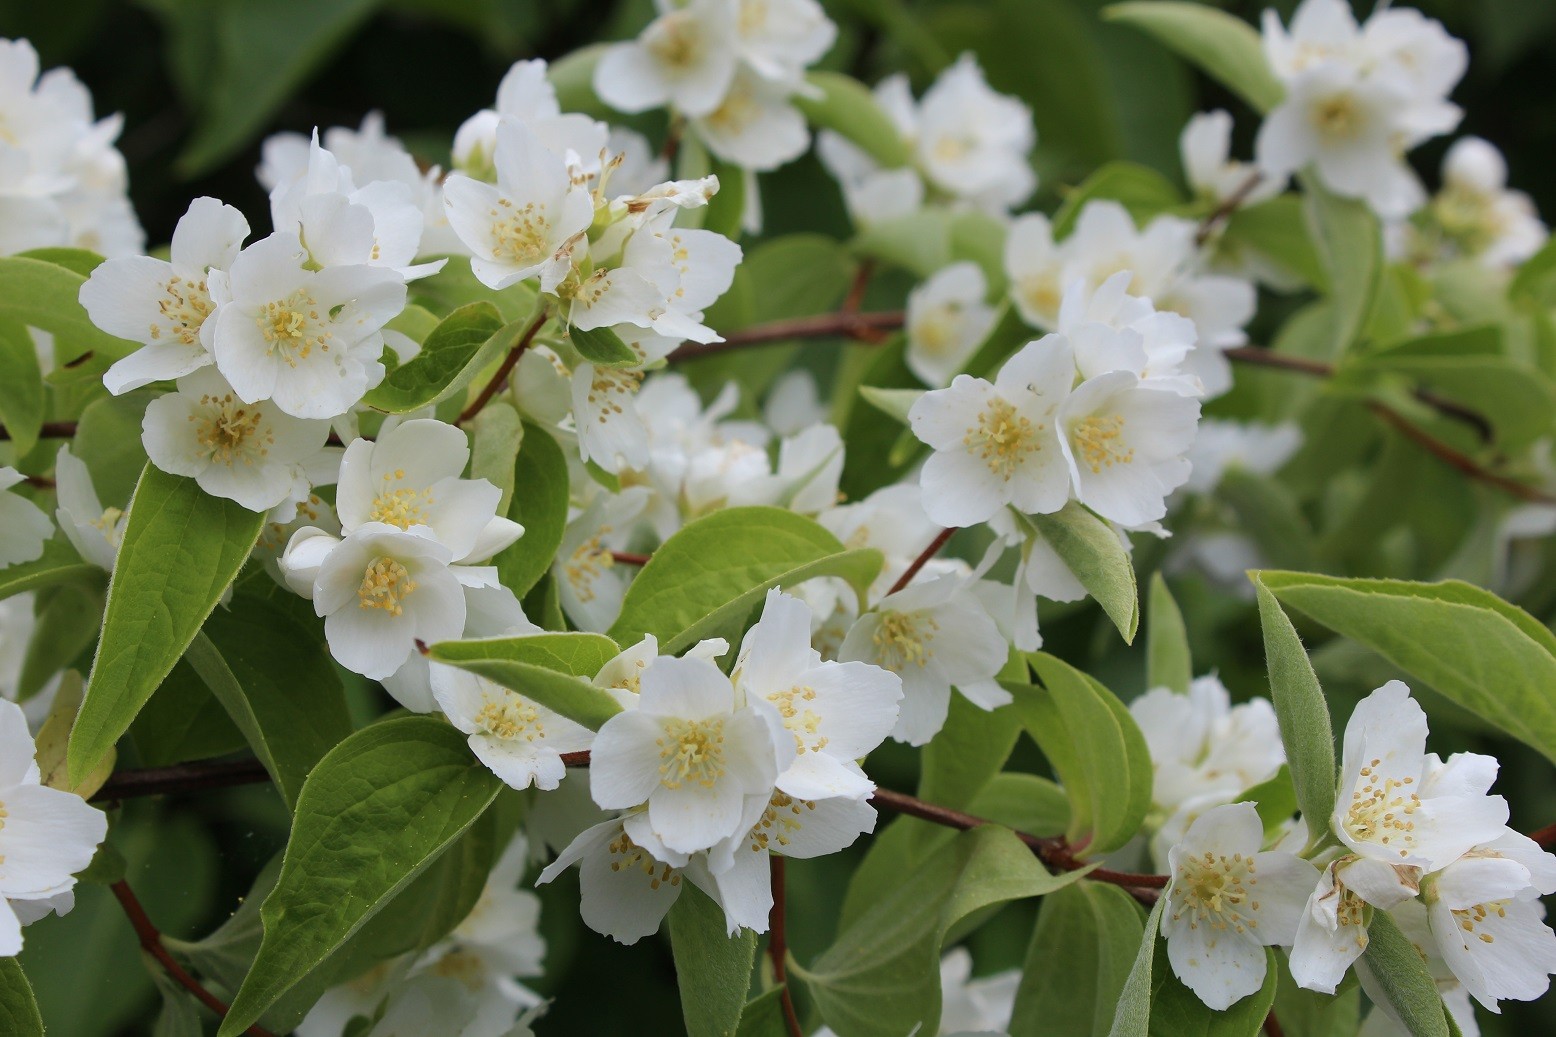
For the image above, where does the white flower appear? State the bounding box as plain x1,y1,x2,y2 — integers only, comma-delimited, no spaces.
819,483,961,599
84,196,249,394
553,487,650,633
335,417,522,564
1162,803,1318,1010
906,262,997,388
433,664,593,792
453,59,609,180
735,0,835,85
0,468,51,568
839,575,1005,747
1431,137,1547,269
1357,900,1481,1037
1058,370,1199,528
815,131,923,227
299,523,466,680
0,699,108,954
536,814,694,945
909,335,1075,527
690,68,810,172
210,232,406,420
590,653,792,854
593,0,740,119
1130,675,1284,816
735,589,902,797
911,55,1035,214
442,120,594,293
52,446,123,571
1055,272,1202,395
140,366,328,512
1180,110,1283,207
1180,419,1303,495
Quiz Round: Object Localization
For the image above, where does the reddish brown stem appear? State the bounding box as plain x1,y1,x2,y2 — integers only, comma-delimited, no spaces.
671,310,905,362
1368,401,1555,504
0,420,78,441
90,757,272,803
887,527,955,597
1196,170,1265,246
1530,823,1556,848
610,550,652,566
1263,1009,1286,1037
842,259,875,316
769,856,805,1037
457,308,549,426
111,880,277,1036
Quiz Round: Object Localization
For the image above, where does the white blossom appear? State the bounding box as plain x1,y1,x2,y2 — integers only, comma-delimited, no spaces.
0,468,51,568
594,0,740,119
1180,110,1283,208
906,262,998,388
433,663,594,792
52,446,123,571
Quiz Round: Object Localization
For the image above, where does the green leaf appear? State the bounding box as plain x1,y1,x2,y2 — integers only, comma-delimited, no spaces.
1360,911,1451,1037
792,70,911,168
668,884,758,1037
1013,654,1153,855
1252,578,1337,834
1258,570,1556,767
17,247,105,279
1107,898,1165,1037
609,507,883,655
0,254,135,362
1103,2,1284,114
427,633,625,731
128,656,246,766
735,987,790,1037
569,323,640,367
360,301,507,413
468,401,524,513
853,209,954,279
1148,945,1278,1036
914,691,1024,852
1146,573,1191,694
1220,196,1326,290
1010,882,1145,1037
217,716,504,1036
1272,956,1360,1037
1303,177,1382,354
858,385,923,424
150,971,204,1037
1235,765,1300,836
73,390,153,506
493,422,570,598
801,826,1080,1037
1019,502,1139,643
68,465,264,784
17,583,104,700
0,320,44,455
172,0,385,175
1216,469,1317,572
0,537,99,605
185,595,353,809
1052,162,1184,240
1346,352,1556,452
0,959,44,1037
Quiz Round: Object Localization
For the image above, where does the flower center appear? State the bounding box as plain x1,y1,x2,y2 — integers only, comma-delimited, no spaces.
657,717,727,789
357,556,416,615
1312,94,1361,141
915,310,959,356
563,526,615,603
256,291,330,366
1072,414,1133,473
608,829,682,890
489,197,552,266
581,366,643,416
1342,760,1420,858
1172,850,1259,935
647,12,705,70
767,684,827,754
872,610,937,670
706,90,761,136
369,469,433,529
154,277,214,346
429,948,486,991
1019,274,1060,324
964,397,1039,479
476,691,544,742
91,506,123,542
194,392,271,467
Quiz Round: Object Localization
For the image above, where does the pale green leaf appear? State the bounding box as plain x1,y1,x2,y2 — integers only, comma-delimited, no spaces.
217,716,504,1036
0,254,134,363
0,958,44,1037
493,422,569,598
735,987,790,1037
1052,161,1184,240
1107,898,1165,1037
1258,570,1556,767
1360,912,1451,1037
0,537,99,605
0,320,44,455
1148,945,1277,1036
609,506,883,655
792,70,912,168
361,301,507,413
1019,502,1139,643
1010,882,1145,1037
428,633,625,731
69,465,264,784
1303,177,1382,354
1146,573,1191,694
468,401,524,513
1103,2,1284,114
858,385,923,425
668,884,758,1037
570,324,640,367
1252,578,1337,833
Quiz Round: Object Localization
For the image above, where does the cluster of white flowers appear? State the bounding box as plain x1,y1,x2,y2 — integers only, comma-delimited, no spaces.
301,833,547,1037
1149,681,1556,1024
1391,137,1549,271
537,589,901,942
593,0,835,186
817,54,1035,224
0,38,142,258
1254,0,1465,220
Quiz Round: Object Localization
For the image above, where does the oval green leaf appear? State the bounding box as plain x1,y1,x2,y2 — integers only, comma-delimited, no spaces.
494,421,570,598
428,633,625,731
1103,2,1284,114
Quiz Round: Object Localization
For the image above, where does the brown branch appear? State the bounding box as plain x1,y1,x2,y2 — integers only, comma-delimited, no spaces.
769,856,805,1037
1529,822,1556,848
457,307,550,426
111,880,277,1037
886,527,955,597
1367,401,1556,504
90,757,272,803
842,259,875,316
1196,170,1265,246
1263,1010,1286,1037
672,310,905,362
0,420,78,442
610,550,652,566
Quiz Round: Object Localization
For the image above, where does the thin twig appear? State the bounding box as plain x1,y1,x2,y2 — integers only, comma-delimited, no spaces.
671,311,905,362
111,880,277,1036
886,527,955,597
0,420,78,442
842,259,875,316
1196,170,1265,246
769,857,805,1037
1368,401,1556,504
90,757,272,803
610,550,652,566
1529,822,1556,848
457,307,550,425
